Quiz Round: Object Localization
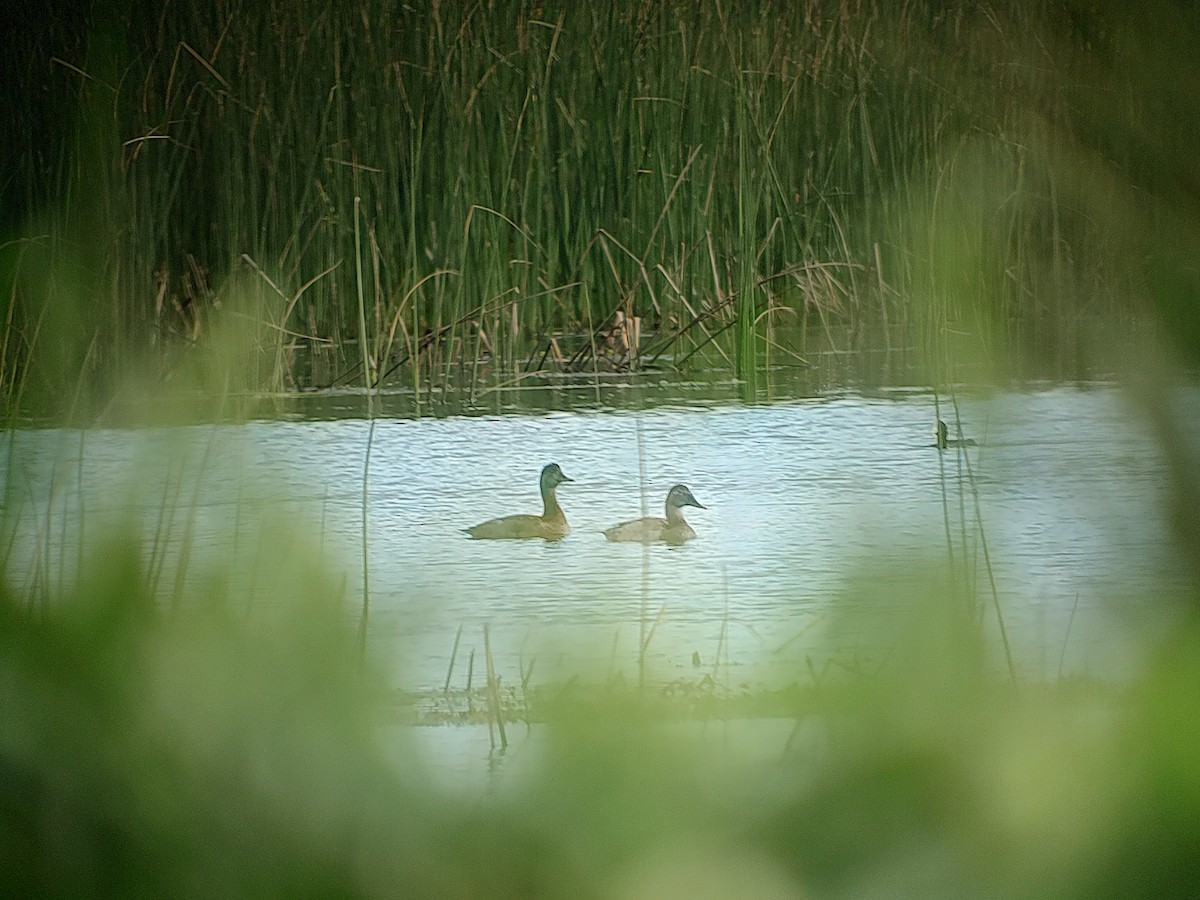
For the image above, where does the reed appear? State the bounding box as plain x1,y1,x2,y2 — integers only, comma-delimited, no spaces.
483,623,508,750
934,395,1015,682
5,1,1191,418
443,622,464,695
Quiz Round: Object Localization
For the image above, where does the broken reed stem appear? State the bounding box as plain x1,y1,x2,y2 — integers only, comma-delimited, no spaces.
465,648,476,715
444,622,464,693
640,603,669,670
483,624,507,750
1057,593,1081,682
711,564,730,688
519,655,536,726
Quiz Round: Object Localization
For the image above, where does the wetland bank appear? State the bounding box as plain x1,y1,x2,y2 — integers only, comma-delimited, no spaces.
4,1,1200,896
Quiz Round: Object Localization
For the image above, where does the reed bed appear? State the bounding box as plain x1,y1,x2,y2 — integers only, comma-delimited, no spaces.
5,1,1196,420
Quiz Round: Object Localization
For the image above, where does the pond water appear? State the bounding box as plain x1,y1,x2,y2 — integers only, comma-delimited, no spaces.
3,379,1192,693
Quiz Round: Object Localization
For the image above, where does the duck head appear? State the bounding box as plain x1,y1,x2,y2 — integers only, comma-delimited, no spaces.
540,463,573,491
666,484,705,512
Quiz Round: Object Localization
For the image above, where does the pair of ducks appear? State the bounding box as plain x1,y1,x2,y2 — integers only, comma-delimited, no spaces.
467,419,964,543
466,463,705,545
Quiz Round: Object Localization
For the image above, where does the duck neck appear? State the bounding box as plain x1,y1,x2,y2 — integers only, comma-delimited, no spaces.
665,503,687,526
542,486,565,523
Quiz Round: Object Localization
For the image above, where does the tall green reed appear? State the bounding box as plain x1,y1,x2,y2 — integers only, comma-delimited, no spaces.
10,0,1183,417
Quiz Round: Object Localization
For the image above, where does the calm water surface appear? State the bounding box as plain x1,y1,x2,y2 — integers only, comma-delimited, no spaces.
4,382,1191,690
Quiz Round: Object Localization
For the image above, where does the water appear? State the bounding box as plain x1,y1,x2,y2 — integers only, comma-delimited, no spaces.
3,382,1191,693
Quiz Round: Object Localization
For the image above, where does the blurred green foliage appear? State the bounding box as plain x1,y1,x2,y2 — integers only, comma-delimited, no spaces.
3,531,1199,897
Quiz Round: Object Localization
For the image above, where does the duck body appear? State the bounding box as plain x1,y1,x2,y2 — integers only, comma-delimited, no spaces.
467,463,573,541
603,516,696,545
604,484,705,546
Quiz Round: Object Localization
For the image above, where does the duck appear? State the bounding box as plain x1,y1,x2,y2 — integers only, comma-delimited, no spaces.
603,484,706,545
466,463,574,540
935,419,977,449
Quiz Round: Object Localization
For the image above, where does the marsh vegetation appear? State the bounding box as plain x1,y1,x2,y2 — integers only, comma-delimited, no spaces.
6,0,1196,418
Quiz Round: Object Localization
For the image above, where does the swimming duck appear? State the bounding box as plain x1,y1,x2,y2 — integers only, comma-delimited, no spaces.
466,463,573,540
603,484,706,545
935,419,977,449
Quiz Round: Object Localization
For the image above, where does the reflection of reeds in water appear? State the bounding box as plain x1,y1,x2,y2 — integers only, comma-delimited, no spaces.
933,391,1016,681
358,417,376,655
